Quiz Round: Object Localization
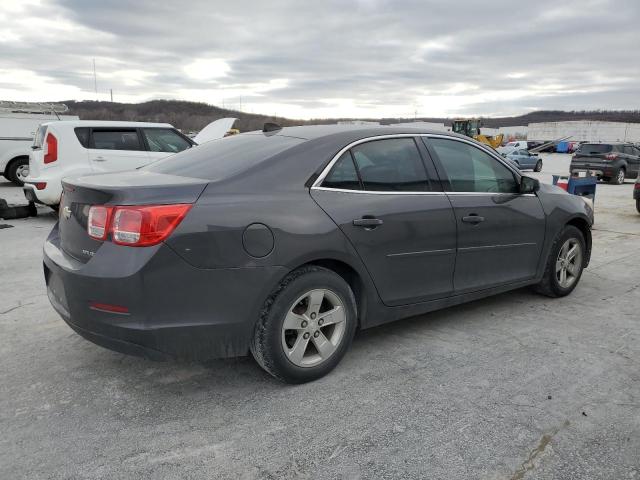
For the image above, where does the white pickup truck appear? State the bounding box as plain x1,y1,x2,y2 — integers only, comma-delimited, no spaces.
0,102,78,185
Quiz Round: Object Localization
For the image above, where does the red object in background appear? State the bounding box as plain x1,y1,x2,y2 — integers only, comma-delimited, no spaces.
556,179,569,191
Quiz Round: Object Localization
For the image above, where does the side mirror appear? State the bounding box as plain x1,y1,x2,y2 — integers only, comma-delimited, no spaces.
520,176,539,194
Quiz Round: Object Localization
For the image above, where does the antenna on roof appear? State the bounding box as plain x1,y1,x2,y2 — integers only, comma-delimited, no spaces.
263,122,282,133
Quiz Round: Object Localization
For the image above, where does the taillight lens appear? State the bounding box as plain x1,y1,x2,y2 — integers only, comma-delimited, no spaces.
88,206,112,240
635,183,640,190
605,153,617,161
44,133,58,164
87,204,191,246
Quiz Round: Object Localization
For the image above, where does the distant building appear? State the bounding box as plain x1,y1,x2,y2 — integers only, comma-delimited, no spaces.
337,120,380,126
527,121,640,143
391,121,448,131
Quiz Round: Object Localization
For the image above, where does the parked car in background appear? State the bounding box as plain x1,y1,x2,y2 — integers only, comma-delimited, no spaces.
570,143,640,185
23,121,195,207
0,101,78,186
44,125,593,383
497,140,529,155
503,149,543,171
634,176,640,213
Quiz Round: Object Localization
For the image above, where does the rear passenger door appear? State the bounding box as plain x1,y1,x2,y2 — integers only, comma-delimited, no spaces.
87,128,150,172
424,136,546,293
311,136,457,306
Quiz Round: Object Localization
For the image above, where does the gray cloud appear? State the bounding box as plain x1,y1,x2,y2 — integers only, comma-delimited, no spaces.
1,0,638,118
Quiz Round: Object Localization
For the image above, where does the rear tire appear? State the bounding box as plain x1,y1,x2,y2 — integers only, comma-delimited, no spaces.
535,225,586,298
610,168,625,185
5,157,29,186
636,199,640,214
534,160,543,172
250,265,357,383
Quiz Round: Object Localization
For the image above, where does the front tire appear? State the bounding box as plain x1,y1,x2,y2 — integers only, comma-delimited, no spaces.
534,160,543,172
536,225,586,298
250,266,357,383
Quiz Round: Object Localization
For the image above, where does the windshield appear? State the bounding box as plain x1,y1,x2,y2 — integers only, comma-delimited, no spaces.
144,133,304,181
577,144,612,154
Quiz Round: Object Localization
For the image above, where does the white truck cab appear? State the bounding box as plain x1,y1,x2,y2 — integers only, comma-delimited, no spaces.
24,121,195,207
0,102,78,185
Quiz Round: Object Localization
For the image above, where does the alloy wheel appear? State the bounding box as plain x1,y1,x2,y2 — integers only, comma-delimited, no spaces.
281,288,346,367
616,169,625,184
556,238,582,288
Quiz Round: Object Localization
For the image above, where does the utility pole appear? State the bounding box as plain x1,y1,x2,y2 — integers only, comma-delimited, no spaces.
110,89,113,102
239,96,242,112
92,58,97,99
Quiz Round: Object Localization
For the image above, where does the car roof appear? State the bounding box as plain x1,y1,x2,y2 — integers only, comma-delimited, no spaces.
245,124,464,142
42,120,173,128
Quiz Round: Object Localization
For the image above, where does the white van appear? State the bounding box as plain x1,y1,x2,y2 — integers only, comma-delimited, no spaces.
0,102,78,185
24,121,195,207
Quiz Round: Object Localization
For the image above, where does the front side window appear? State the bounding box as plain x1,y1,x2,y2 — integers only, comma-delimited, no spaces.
322,151,362,190
427,138,518,193
143,128,192,153
92,130,142,151
350,138,429,192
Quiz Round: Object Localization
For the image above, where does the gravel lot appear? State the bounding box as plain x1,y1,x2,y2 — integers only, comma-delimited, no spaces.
1,154,639,479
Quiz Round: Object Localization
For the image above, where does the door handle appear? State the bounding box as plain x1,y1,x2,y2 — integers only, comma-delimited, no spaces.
462,214,485,224
353,217,383,228
93,157,106,162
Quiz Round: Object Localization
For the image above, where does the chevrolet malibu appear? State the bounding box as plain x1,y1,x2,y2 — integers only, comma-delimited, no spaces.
44,125,593,383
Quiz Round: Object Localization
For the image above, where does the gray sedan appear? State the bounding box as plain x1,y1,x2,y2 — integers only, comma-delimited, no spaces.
504,149,543,171
44,126,592,383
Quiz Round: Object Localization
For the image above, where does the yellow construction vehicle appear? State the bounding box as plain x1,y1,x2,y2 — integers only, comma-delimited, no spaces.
452,119,504,149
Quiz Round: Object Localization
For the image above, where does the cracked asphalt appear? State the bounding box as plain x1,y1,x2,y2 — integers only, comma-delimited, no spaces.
1,154,639,479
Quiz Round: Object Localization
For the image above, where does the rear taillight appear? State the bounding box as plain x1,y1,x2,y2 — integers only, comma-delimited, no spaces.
44,133,58,164
605,153,617,161
87,204,191,246
34,182,47,190
88,206,112,240
635,183,640,190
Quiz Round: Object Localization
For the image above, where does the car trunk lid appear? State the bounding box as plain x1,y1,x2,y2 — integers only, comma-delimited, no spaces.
59,171,207,263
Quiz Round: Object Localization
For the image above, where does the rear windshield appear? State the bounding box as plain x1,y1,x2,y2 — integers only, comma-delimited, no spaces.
144,133,304,180
577,144,613,154
33,125,47,148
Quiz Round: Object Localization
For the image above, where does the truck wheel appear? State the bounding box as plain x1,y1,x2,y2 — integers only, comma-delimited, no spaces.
636,199,640,214
610,168,625,185
535,225,585,298
250,265,357,383
534,160,543,172
5,157,29,186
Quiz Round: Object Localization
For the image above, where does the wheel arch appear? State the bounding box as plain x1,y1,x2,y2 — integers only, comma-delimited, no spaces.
5,154,29,172
566,216,592,267
287,257,372,329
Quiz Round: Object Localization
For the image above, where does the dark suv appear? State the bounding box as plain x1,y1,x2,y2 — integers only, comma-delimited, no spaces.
570,143,640,184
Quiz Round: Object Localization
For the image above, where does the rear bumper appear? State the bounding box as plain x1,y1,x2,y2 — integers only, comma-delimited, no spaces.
570,161,622,178
23,179,62,205
44,224,286,361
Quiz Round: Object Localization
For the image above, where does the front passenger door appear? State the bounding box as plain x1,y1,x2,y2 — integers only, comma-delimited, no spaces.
424,137,546,293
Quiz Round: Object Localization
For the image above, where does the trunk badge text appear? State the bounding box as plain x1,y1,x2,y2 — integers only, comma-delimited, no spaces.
62,206,71,219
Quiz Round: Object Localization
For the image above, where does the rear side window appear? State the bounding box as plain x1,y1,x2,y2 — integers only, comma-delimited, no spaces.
91,130,142,151
143,128,192,153
144,133,303,180
323,152,362,190
578,144,612,154
428,138,518,193
350,138,429,192
74,127,90,148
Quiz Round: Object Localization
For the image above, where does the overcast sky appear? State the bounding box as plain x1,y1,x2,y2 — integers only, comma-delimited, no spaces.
1,0,638,119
